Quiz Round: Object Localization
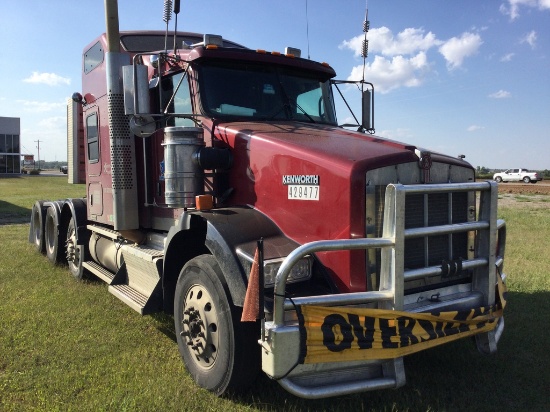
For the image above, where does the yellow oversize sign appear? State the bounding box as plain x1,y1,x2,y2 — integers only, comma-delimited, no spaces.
298,276,506,364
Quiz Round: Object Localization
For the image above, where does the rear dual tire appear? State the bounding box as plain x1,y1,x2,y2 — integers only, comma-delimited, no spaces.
45,206,66,265
66,217,88,280
31,201,46,254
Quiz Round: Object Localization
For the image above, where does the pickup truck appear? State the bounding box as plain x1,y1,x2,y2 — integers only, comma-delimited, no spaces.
493,168,542,183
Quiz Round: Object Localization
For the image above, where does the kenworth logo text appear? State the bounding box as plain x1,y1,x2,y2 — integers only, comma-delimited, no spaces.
282,175,319,185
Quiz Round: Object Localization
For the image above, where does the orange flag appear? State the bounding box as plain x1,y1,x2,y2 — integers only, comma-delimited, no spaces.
241,247,260,322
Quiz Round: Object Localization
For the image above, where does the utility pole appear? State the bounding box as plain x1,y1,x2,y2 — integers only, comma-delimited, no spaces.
35,139,41,170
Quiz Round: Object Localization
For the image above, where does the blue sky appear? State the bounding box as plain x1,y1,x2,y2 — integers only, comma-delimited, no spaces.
1,0,548,170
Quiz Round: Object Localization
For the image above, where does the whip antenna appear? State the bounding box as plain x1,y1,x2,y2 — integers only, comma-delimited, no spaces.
361,1,370,85
305,0,311,59
163,0,173,53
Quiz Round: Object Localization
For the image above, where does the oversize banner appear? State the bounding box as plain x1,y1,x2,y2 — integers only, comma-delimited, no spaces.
298,275,506,364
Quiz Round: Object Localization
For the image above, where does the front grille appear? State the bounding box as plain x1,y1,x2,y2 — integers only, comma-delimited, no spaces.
366,163,475,292
404,192,469,268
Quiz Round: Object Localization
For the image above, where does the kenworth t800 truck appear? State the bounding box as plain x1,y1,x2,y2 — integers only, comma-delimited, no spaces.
30,0,506,399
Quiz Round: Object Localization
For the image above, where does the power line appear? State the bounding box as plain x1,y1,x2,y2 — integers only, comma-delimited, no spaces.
35,139,41,169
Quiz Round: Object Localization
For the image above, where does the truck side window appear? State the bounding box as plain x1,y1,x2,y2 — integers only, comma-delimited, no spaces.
84,42,104,74
86,113,99,163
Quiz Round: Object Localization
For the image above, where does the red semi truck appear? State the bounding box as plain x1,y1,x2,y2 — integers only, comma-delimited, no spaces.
29,0,507,399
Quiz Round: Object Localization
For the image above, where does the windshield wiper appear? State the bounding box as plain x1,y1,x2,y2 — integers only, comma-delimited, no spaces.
270,81,316,123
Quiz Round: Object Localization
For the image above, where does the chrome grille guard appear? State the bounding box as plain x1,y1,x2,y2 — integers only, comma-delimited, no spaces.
260,181,506,399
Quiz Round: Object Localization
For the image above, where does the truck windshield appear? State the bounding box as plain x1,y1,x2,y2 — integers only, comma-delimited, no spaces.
197,61,337,125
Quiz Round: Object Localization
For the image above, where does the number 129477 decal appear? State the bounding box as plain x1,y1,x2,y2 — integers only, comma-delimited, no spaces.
288,185,320,200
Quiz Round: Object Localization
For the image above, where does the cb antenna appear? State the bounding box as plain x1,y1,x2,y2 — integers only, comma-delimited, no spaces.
163,0,173,53
361,0,370,85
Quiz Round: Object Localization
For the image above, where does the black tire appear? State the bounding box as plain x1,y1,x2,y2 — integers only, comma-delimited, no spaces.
45,206,66,265
523,176,530,183
31,201,46,254
66,217,88,280
494,176,502,183
174,255,260,395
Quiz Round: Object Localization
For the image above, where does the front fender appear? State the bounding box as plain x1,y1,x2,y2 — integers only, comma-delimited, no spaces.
164,206,296,309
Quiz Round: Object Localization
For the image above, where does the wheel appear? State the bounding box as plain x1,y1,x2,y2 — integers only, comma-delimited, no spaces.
66,217,88,279
45,206,66,264
31,201,46,254
494,176,502,183
522,176,530,183
174,255,260,395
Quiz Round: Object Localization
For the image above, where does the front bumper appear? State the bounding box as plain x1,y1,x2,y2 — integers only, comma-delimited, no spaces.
260,182,507,399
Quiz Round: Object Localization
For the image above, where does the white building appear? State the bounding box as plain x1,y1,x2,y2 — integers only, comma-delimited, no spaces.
0,117,21,174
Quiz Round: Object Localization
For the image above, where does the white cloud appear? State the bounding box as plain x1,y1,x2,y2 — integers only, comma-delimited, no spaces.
377,128,414,141
489,90,512,98
347,52,431,94
340,27,441,58
500,53,515,62
17,100,66,112
341,28,480,93
37,116,66,129
438,32,483,70
500,0,550,20
520,30,537,48
467,125,485,132
23,72,71,86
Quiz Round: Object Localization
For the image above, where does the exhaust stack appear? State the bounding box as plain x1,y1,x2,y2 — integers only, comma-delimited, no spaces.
104,0,139,230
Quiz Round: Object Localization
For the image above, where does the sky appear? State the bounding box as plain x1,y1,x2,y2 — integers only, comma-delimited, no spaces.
0,0,548,170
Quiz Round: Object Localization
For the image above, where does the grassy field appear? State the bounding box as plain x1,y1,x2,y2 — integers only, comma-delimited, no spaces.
0,176,549,411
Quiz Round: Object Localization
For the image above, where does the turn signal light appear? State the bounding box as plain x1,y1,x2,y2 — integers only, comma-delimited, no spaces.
195,195,214,210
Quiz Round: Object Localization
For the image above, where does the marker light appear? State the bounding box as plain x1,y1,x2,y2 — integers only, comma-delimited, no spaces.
195,195,214,210
285,47,301,58
203,34,223,47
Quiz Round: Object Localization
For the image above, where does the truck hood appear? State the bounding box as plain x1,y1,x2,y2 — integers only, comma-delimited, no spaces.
215,121,469,171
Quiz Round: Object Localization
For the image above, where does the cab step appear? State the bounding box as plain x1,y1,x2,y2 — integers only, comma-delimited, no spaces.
108,283,150,314
109,243,164,315
82,260,115,284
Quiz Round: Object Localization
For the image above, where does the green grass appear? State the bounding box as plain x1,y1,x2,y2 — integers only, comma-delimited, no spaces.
0,176,85,223
1,177,549,411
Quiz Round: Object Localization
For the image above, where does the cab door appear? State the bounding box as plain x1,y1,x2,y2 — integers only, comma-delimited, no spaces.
85,109,103,218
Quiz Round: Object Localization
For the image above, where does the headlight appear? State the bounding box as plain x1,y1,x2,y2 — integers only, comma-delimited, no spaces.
237,249,312,287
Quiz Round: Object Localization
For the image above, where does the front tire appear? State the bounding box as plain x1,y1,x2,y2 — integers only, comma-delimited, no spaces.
174,255,259,395
494,176,503,183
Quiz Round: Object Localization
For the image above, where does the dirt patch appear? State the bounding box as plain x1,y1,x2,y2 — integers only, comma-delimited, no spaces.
472,181,550,207
497,182,550,196
496,183,550,208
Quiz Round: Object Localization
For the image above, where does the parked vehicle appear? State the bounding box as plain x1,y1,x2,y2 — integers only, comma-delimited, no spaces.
493,168,542,183
28,0,507,399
